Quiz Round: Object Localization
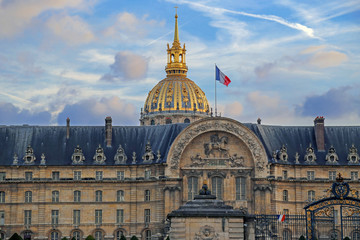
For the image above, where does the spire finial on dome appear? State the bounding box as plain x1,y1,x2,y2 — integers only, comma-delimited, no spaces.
165,8,188,77
174,6,179,43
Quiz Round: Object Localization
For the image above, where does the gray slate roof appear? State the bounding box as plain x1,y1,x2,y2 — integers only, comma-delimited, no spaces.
1,121,359,166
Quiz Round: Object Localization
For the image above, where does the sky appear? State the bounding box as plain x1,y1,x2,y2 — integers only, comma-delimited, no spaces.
0,0,359,126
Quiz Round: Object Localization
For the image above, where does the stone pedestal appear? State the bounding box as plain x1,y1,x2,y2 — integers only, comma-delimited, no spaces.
168,193,250,239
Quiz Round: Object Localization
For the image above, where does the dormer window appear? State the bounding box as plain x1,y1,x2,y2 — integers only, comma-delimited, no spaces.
348,144,359,164
114,145,127,165
142,141,154,163
23,145,36,165
304,144,316,164
93,144,106,165
325,146,339,165
71,145,85,165
278,145,288,162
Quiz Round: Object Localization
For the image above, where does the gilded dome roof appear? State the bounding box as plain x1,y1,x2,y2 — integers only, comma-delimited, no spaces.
144,76,209,115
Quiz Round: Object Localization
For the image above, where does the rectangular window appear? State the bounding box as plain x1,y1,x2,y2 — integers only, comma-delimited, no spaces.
0,210,4,225
52,172,60,180
144,209,150,224
95,210,102,225
307,171,315,180
52,191,59,203
329,171,336,181
351,171,359,181
74,171,81,180
25,172,33,181
117,190,124,202
117,171,125,180
283,170,288,180
0,191,5,203
51,210,59,225
187,177,198,200
145,170,151,180
235,177,246,200
74,191,81,202
96,171,103,180
0,172,6,181
73,210,80,225
95,191,102,202
212,177,223,200
308,190,315,202
25,191,32,203
116,209,124,224
144,190,151,202
24,210,31,225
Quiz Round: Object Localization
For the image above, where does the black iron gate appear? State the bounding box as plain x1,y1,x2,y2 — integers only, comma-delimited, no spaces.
304,174,360,240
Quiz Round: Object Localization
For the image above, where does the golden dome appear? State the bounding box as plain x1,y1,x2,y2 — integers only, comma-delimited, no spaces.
140,11,210,125
143,76,209,115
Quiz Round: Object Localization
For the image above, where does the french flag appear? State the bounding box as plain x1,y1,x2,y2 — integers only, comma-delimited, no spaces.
215,65,231,86
277,214,286,222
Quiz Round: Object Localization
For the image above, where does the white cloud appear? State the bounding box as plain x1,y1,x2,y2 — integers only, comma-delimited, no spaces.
46,14,95,45
0,0,88,38
51,69,101,84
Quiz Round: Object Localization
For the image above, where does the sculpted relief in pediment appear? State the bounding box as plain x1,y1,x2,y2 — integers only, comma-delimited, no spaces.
181,132,254,169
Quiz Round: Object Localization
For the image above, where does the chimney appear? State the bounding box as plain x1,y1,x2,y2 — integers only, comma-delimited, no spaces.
105,116,112,147
314,116,325,152
66,117,70,139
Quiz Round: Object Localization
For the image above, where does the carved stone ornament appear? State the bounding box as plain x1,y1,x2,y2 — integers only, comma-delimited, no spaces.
194,225,219,240
142,141,154,163
325,146,339,165
40,153,46,165
295,152,300,164
132,152,137,164
114,145,127,164
13,153,19,165
304,143,316,164
23,145,36,164
278,145,288,162
156,150,161,162
347,144,359,164
167,119,268,178
207,170,226,178
93,144,106,164
229,154,245,167
71,145,85,165
204,134,229,158
182,169,203,177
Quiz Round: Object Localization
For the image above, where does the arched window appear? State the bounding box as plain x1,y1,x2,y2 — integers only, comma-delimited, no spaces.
95,190,102,202
144,190,150,202
150,120,155,125
115,231,124,240
145,230,151,240
211,177,223,200
0,231,5,240
72,231,81,240
95,231,102,240
0,191,5,203
353,231,360,240
282,229,291,240
184,118,190,123
283,190,288,202
188,177,198,200
25,191,32,203
74,190,81,202
117,190,124,202
165,118,172,124
235,177,246,200
308,190,315,202
52,191,59,203
50,231,59,240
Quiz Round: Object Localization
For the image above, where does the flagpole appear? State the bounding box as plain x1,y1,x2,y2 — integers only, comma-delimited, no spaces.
214,64,217,117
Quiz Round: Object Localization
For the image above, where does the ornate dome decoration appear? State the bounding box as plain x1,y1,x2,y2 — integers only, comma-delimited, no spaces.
140,12,209,125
